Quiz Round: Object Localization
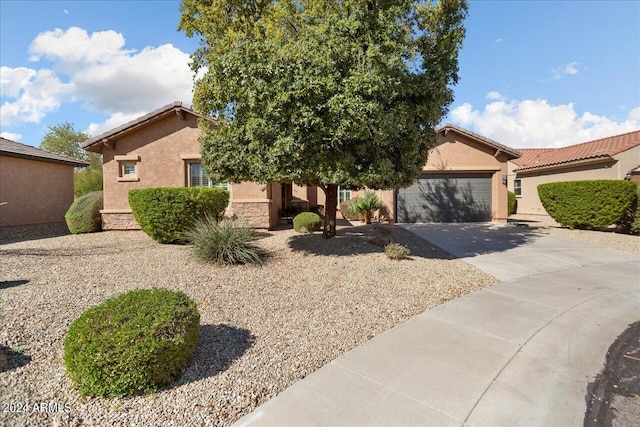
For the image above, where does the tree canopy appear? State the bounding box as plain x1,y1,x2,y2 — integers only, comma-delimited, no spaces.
179,0,468,237
40,122,103,197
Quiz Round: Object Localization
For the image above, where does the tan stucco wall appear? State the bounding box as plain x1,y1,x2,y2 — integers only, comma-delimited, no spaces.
101,113,275,230
509,145,640,221
0,156,75,227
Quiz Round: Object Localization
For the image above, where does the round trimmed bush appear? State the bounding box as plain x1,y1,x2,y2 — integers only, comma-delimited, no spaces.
293,212,322,233
65,190,103,234
129,187,229,243
64,288,200,397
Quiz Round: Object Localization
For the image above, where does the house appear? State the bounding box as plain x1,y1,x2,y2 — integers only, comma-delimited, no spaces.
0,137,88,227
81,102,520,230
508,129,640,223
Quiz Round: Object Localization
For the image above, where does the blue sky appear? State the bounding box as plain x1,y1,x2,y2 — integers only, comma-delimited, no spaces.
1,0,639,149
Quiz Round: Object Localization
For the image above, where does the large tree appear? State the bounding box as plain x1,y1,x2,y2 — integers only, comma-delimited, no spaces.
40,122,102,197
179,0,467,238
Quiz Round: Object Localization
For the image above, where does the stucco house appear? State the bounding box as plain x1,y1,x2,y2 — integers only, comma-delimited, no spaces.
0,137,88,228
508,129,640,223
81,102,520,230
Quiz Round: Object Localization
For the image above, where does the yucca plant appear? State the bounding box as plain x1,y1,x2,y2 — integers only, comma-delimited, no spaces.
352,191,383,224
182,216,267,265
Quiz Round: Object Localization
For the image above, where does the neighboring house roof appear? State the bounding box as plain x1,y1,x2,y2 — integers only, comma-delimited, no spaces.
81,101,210,153
513,129,640,172
0,137,88,167
436,123,522,159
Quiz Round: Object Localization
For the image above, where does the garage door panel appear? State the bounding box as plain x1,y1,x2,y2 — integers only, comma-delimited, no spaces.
397,173,492,223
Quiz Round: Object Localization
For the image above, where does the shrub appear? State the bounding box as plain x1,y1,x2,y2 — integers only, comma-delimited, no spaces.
64,288,200,398
183,216,267,265
65,191,103,234
385,243,410,260
618,183,640,235
129,187,229,243
339,197,360,221
508,191,517,216
538,180,637,230
352,191,383,224
293,212,322,233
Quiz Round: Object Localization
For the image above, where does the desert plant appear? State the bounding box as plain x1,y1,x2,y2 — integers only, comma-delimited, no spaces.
65,190,103,234
352,191,383,224
293,212,322,233
508,191,517,216
538,180,637,230
385,243,410,260
129,187,229,243
63,288,200,398
339,197,360,221
183,216,267,265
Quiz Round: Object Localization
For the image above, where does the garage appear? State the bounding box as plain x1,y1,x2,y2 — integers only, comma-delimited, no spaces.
396,173,493,223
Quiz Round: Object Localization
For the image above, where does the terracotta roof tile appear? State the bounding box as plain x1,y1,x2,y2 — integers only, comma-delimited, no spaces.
513,129,640,171
0,137,88,167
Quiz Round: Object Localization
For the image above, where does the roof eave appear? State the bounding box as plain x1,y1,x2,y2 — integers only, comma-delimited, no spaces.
514,156,614,173
436,123,522,159
0,150,89,167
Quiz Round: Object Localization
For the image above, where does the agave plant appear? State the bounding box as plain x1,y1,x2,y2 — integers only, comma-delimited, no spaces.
352,191,383,224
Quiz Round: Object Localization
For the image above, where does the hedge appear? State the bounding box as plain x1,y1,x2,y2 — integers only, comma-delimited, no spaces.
129,187,229,243
508,191,517,216
64,288,200,397
537,180,637,230
65,191,103,234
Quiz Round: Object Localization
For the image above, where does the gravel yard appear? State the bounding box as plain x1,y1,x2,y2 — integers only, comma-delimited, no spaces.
1,223,496,427
534,226,640,255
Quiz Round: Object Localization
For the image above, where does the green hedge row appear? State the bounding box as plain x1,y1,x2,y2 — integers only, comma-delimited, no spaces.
129,187,229,243
65,191,103,234
538,180,637,230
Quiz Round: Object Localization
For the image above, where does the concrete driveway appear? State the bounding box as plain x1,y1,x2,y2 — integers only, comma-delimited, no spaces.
235,223,640,427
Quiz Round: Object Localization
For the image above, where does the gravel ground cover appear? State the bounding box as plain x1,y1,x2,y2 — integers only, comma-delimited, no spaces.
1,223,496,426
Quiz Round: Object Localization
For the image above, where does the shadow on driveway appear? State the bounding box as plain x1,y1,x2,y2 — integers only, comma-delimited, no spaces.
399,223,543,258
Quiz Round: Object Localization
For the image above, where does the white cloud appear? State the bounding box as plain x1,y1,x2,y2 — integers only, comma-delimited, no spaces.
450,95,640,148
63,9,69,14
0,66,74,126
547,61,579,81
85,111,146,138
0,131,23,141
485,91,504,101
1,27,194,132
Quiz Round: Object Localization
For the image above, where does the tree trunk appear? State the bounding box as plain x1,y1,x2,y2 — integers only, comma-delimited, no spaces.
322,184,339,239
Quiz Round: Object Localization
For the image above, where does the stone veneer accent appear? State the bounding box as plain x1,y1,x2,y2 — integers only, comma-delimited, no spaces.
101,212,140,230
229,201,272,229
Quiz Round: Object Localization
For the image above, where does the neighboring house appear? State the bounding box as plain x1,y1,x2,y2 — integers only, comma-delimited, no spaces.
508,129,640,223
0,137,88,228
82,102,520,230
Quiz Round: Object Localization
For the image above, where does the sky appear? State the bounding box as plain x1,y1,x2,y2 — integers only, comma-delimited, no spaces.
1,0,639,150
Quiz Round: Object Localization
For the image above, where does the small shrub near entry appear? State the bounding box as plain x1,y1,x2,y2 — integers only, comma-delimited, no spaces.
293,212,322,233
385,243,410,260
65,190,103,234
129,187,229,243
508,191,517,216
352,191,383,224
183,216,267,265
63,288,200,398
537,180,637,230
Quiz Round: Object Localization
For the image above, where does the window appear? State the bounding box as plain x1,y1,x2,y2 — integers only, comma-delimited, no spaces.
122,162,136,176
188,162,229,190
514,179,522,196
338,186,352,204
115,155,139,182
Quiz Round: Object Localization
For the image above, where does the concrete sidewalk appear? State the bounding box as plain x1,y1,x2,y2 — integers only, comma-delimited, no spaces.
234,224,640,427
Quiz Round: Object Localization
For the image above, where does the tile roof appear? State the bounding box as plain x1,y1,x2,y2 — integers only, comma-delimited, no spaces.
513,129,640,171
0,137,88,167
81,101,208,151
436,123,522,159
